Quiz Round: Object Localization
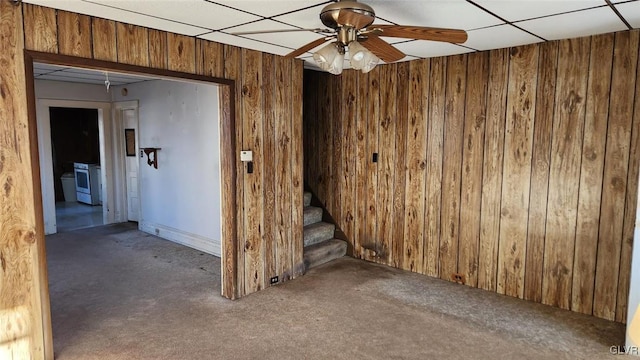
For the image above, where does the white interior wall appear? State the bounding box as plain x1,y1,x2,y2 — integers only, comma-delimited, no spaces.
34,80,115,234
35,79,112,102
112,80,222,256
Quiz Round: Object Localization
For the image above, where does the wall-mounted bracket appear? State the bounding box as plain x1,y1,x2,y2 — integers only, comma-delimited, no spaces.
140,147,161,169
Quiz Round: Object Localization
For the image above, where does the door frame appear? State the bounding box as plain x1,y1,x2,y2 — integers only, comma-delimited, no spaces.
37,99,113,234
113,101,140,224
24,50,238,359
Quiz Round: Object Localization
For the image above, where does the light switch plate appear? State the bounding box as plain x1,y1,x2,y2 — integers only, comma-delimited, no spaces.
240,150,253,162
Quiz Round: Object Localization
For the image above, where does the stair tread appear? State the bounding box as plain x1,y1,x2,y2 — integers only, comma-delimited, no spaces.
303,222,335,246
303,239,347,271
304,221,335,231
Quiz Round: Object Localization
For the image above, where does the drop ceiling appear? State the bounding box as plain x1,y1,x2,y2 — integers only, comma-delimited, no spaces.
33,62,156,85
23,0,640,71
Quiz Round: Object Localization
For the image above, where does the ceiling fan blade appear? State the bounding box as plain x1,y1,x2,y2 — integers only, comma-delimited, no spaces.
337,9,375,30
372,25,468,44
360,35,405,63
284,37,331,59
231,28,332,36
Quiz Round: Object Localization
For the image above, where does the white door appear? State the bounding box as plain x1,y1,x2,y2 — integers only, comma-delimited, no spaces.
123,108,140,222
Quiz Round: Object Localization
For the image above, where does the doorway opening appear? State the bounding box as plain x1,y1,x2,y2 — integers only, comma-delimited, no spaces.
26,52,238,358
49,107,105,232
36,97,113,236
34,63,225,253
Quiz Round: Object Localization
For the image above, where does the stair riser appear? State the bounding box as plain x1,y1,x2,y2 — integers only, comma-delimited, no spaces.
303,208,322,226
303,240,347,271
304,192,312,207
304,223,335,247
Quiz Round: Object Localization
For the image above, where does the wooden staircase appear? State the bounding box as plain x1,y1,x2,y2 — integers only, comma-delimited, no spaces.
303,191,347,270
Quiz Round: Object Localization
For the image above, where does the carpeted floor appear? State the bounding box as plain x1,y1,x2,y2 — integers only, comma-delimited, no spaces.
46,223,624,359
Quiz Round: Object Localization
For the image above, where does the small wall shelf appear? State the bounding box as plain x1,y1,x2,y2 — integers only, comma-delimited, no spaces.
141,147,161,169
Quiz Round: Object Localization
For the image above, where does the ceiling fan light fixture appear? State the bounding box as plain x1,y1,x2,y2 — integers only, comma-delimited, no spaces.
348,41,379,73
314,42,345,75
313,42,338,70
328,51,345,75
320,0,375,30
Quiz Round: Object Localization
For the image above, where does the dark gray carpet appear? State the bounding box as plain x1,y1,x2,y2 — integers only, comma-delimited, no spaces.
46,223,624,359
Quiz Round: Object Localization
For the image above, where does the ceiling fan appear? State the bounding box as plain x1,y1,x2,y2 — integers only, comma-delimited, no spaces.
232,0,468,75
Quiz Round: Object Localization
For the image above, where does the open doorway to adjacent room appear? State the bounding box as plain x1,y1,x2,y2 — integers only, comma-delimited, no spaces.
49,106,104,232
28,56,235,357
33,60,226,254
33,62,150,235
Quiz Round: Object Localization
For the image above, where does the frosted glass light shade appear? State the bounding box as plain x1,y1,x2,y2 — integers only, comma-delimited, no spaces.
327,51,344,75
348,41,379,73
313,43,344,75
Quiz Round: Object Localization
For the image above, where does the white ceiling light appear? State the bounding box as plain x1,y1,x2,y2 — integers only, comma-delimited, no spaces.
313,42,345,75
348,41,379,73
313,40,378,75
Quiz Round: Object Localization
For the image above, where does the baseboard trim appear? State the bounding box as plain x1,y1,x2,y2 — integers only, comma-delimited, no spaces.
140,222,220,257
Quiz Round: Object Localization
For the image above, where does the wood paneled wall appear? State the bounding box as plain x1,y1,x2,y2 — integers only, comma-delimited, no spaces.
1,2,46,357
304,30,640,322
3,3,304,357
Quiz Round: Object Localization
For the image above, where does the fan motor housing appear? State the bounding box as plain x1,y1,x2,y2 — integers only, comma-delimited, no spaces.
320,0,375,30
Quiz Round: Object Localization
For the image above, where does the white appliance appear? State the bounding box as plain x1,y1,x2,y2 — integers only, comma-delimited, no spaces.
60,172,77,202
74,162,101,205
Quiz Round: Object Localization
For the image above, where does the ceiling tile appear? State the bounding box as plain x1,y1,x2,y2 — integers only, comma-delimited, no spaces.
245,32,326,54
517,7,627,40
34,63,157,85
213,1,330,18
89,0,260,31
615,1,640,28
36,72,139,86
393,40,474,59
198,32,293,55
381,36,418,45
611,0,638,3
66,68,153,82
364,0,503,30
379,55,419,65
472,0,605,22
36,74,107,84
225,19,325,51
33,63,67,72
271,2,333,29
465,24,542,51
60,70,108,81
24,0,208,36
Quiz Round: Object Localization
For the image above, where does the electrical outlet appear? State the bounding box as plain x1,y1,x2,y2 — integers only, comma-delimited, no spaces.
451,273,466,284
270,276,279,284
